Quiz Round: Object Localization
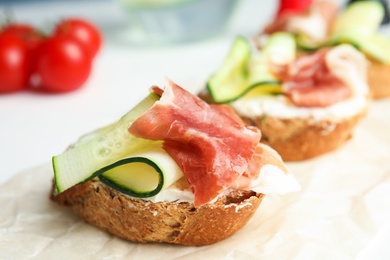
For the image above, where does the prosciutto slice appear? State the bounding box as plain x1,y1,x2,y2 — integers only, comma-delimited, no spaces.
129,79,262,206
281,45,367,107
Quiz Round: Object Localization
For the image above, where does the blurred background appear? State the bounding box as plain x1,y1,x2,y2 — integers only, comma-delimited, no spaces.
0,0,276,43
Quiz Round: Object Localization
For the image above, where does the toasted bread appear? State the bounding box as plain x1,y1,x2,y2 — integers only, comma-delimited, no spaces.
50,180,264,246
240,105,367,161
367,58,390,99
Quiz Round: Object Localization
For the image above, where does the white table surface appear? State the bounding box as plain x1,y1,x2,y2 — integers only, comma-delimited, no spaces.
0,0,278,185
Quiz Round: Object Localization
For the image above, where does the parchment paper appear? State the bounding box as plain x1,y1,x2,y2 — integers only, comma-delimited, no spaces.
1,99,390,260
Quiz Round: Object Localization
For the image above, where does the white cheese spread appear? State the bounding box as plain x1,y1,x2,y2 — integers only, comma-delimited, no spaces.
231,94,367,122
130,163,300,204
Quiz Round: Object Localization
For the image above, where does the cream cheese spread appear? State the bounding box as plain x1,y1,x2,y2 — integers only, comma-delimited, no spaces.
132,163,300,204
231,94,367,122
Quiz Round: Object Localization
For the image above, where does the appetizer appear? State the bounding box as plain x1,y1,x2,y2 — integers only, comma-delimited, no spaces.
50,79,300,246
201,33,369,161
264,0,390,98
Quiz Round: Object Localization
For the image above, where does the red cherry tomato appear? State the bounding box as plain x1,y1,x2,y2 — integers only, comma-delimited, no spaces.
0,33,31,93
277,0,313,16
34,35,92,93
54,18,102,58
1,23,43,53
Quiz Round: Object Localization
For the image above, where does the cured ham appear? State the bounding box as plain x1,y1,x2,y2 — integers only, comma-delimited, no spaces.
129,79,288,206
210,104,246,125
265,0,339,43
281,45,367,107
325,44,368,96
231,143,290,190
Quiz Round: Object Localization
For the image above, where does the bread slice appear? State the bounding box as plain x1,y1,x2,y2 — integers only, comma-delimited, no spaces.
367,58,390,99
50,179,264,246
240,105,368,161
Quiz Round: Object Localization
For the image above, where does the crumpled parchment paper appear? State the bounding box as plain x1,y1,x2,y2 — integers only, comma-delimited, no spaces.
1,99,390,260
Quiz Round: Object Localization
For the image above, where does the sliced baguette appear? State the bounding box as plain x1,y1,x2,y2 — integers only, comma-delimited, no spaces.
367,58,390,99
50,180,264,246
240,105,368,161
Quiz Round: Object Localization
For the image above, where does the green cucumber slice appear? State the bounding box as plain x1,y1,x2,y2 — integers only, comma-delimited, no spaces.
53,93,160,194
207,33,294,103
295,34,323,52
55,119,116,155
207,36,251,103
248,54,277,86
359,33,390,63
98,143,183,197
74,123,116,146
327,1,390,63
331,1,384,42
261,32,296,62
242,83,283,98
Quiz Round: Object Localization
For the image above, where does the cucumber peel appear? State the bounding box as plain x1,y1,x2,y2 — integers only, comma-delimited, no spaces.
53,93,161,194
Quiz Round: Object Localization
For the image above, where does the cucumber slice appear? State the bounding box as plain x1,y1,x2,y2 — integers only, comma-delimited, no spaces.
207,36,251,103
243,83,283,98
53,93,160,194
295,34,323,52
98,143,183,197
359,33,390,63
207,33,294,103
331,1,384,41
328,1,390,62
74,123,116,146
261,32,296,62
248,54,277,85
347,0,390,25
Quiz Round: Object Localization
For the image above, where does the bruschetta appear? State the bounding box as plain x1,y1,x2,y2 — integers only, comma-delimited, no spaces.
50,79,300,246
201,33,369,161
264,0,390,99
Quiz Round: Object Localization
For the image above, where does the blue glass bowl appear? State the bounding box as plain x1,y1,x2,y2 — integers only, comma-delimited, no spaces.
116,0,238,44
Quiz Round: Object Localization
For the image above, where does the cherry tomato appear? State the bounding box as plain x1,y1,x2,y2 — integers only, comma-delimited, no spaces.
1,23,43,52
0,33,30,93
1,23,45,86
54,18,101,58
277,0,313,16
34,34,92,93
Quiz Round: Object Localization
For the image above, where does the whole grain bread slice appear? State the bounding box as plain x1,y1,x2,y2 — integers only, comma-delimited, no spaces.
50,180,264,246
367,59,390,99
240,105,368,161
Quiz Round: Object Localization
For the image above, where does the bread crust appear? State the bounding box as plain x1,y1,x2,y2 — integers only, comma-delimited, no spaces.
367,59,390,99
240,106,367,161
51,180,264,246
